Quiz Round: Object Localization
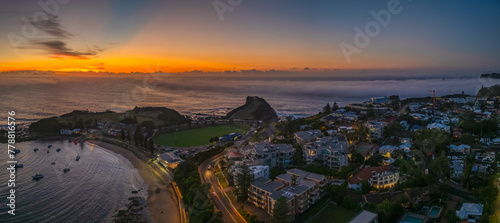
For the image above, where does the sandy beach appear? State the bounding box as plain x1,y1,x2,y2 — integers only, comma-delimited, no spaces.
90,140,181,223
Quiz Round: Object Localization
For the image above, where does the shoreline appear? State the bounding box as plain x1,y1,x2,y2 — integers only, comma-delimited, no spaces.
89,140,181,223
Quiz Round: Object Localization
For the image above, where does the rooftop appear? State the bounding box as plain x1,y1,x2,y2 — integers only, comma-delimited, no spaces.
295,129,324,140
253,142,294,154
251,177,283,192
348,210,378,223
348,165,396,184
159,152,182,163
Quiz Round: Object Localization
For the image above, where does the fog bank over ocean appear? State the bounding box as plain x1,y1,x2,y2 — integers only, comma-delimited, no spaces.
1,71,498,124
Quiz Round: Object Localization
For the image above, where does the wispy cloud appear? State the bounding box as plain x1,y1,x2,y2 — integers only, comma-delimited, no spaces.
18,15,103,59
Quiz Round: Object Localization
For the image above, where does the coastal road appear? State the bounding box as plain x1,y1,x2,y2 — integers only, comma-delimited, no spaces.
199,153,246,223
198,128,255,223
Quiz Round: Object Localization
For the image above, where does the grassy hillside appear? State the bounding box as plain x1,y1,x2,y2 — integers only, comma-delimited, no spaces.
30,107,188,133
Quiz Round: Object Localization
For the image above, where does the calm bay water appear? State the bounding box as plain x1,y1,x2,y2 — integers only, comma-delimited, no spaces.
0,141,148,223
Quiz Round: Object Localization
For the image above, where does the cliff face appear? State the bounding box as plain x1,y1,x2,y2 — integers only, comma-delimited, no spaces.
480,73,500,79
477,85,500,98
226,96,278,121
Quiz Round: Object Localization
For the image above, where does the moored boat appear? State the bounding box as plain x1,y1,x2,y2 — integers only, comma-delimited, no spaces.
63,168,70,173
76,156,80,161
32,173,44,179
14,164,23,168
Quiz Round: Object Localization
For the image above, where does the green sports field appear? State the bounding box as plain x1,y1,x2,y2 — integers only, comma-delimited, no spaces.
153,123,251,147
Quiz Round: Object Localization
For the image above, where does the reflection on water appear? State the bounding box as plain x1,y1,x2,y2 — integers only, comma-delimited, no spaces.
0,140,148,223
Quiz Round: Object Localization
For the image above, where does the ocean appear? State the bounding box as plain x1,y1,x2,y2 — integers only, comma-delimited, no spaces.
0,72,496,125
0,141,148,223
0,71,497,222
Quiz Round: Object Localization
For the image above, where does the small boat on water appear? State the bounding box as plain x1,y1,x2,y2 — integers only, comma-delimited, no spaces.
63,168,70,173
13,149,20,154
51,162,56,165
32,173,44,179
48,145,52,148
76,156,80,161
14,164,23,168
34,148,39,152
47,150,50,153
56,148,61,152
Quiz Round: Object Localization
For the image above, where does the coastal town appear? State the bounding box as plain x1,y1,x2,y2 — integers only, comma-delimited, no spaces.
2,0,499,222
5,85,500,223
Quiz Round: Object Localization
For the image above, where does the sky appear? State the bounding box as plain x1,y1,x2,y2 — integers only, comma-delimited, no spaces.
0,0,499,74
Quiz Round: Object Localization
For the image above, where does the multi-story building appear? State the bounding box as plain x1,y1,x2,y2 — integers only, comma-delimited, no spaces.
248,169,327,216
348,165,399,191
233,165,270,181
240,142,295,168
294,129,324,145
364,121,385,141
303,136,348,169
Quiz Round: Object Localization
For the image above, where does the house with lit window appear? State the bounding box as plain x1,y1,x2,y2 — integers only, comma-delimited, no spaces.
248,169,327,216
240,142,295,168
348,165,399,191
364,121,385,141
294,129,324,145
303,135,348,169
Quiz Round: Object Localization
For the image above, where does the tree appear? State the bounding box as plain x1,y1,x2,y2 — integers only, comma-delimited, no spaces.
376,198,405,223
430,151,451,179
350,150,365,163
76,118,84,130
148,138,155,155
143,137,148,149
270,167,285,180
141,120,155,130
361,180,372,194
332,102,339,111
292,144,305,166
236,164,252,202
366,108,375,118
365,153,384,166
120,128,125,140
341,196,359,211
271,196,292,223
327,184,347,204
323,103,332,114
460,133,474,145
445,210,460,223
413,129,451,157
291,175,297,186
133,126,141,146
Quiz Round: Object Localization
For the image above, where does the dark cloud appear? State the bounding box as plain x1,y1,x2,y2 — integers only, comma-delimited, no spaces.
39,15,73,38
37,40,101,59
18,14,102,59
